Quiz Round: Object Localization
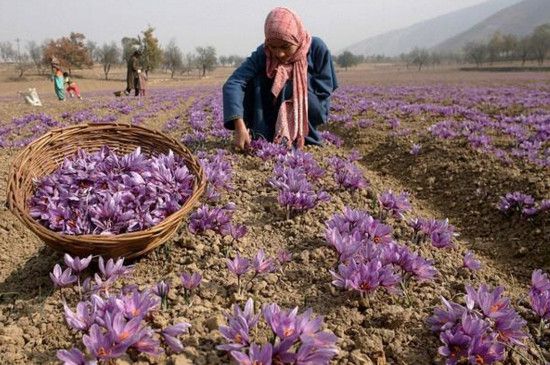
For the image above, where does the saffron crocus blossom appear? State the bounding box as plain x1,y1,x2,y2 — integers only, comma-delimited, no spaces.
64,254,92,274
83,324,128,360
231,343,273,365
378,190,411,220
98,257,133,281
104,311,143,346
50,264,78,288
252,249,276,275
152,280,170,300
277,249,292,265
463,251,481,271
120,290,160,319
420,218,457,249
188,203,235,235
269,165,330,217
529,269,550,321
227,254,251,277
429,285,527,364
56,347,92,365
325,156,368,191
64,301,95,331
497,192,536,215
410,144,421,155
180,272,202,291
162,322,191,353
218,298,338,364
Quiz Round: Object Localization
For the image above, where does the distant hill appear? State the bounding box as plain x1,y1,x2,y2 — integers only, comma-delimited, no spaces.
344,0,520,57
433,0,550,53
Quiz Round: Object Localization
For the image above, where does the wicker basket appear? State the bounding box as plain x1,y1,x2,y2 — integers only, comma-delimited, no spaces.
6,123,206,259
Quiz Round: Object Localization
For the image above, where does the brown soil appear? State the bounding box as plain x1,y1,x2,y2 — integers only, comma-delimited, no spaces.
0,66,549,365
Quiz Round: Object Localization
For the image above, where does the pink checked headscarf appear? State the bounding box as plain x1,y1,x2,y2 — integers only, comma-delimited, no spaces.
264,7,312,149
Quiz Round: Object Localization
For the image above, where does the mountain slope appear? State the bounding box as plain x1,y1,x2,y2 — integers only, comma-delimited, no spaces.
433,0,550,52
344,0,521,56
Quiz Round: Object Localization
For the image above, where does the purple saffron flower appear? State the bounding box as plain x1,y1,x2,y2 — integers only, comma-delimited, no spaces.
105,311,143,346
50,264,77,288
531,269,550,294
227,254,251,277
463,251,481,271
82,324,128,360
277,249,292,265
162,322,191,353
438,330,469,365
180,272,202,290
98,257,133,280
427,297,466,333
378,190,411,220
64,254,92,274
56,347,90,365
152,280,170,299
64,301,95,331
121,290,159,319
131,327,163,356
252,249,276,274
467,336,505,365
410,144,421,156
231,343,273,365
263,303,300,340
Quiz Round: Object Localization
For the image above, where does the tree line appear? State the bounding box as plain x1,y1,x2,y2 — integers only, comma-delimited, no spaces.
0,26,245,79
334,23,550,71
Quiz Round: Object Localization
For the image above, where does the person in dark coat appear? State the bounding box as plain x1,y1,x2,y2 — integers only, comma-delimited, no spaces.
222,7,338,150
125,50,142,96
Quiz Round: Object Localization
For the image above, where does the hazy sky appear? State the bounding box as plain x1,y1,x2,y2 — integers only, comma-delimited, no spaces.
0,0,491,56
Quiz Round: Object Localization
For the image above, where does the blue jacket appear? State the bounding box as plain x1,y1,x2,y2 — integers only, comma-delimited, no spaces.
222,37,338,145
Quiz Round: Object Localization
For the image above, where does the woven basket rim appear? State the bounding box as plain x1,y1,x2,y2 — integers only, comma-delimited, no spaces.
6,122,206,253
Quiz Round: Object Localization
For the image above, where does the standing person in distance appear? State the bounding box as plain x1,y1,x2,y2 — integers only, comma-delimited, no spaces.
125,48,142,96
222,7,338,150
50,57,65,101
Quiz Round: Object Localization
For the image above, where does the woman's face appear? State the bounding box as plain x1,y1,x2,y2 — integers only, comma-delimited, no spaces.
266,38,298,64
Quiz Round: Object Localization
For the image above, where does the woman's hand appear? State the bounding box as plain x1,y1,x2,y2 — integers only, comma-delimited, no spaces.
234,118,251,151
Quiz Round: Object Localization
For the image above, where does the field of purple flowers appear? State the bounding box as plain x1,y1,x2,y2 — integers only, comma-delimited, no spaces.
0,76,548,365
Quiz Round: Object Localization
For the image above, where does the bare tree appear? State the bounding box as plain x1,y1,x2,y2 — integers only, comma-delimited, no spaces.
530,23,550,65
463,41,487,67
515,36,532,66
163,40,183,78
97,42,120,80
27,41,46,74
409,47,430,71
0,41,16,62
182,53,196,76
15,53,32,78
195,46,217,77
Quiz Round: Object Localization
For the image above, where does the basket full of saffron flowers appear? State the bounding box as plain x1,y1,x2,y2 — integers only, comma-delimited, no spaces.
7,123,206,258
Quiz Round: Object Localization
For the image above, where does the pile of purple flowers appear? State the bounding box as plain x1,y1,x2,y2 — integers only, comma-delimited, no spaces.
428,285,528,364
529,269,550,324
326,208,437,297
325,155,368,191
188,203,247,242
197,149,234,201
29,147,196,235
217,298,338,364
378,190,411,220
54,255,191,363
497,192,550,218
